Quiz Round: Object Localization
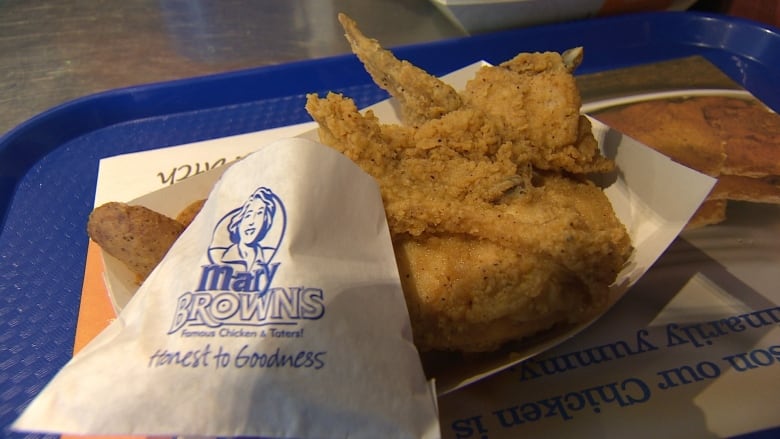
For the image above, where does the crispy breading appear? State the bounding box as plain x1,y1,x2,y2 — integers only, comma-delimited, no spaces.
306,93,628,252
175,198,206,228
87,202,184,284
307,92,525,236
337,10,610,176
87,15,632,353
305,16,632,352
463,55,613,174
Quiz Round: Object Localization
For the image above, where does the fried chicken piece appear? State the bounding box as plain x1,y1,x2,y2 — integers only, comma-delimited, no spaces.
394,175,631,352
306,92,527,236
338,13,462,126
87,202,184,284
306,90,631,352
304,15,631,352
686,199,727,229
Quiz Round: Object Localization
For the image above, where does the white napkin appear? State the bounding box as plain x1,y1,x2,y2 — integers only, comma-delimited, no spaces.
13,138,441,439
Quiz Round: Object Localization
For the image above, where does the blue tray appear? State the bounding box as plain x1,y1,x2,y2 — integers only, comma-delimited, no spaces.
2,11,779,438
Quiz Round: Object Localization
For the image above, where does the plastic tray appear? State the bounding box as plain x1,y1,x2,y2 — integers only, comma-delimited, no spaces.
1,11,779,438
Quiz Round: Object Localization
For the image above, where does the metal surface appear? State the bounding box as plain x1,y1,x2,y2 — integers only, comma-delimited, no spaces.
0,0,463,137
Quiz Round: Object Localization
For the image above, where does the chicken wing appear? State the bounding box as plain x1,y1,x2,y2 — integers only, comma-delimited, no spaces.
338,13,462,126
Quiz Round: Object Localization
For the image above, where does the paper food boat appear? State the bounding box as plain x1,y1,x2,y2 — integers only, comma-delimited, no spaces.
98,62,716,394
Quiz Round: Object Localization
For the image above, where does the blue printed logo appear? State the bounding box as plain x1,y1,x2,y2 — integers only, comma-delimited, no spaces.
168,186,325,336
208,186,284,275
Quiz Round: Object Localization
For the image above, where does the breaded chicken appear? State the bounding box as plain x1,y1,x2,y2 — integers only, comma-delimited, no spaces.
175,198,206,227
338,12,610,176
594,95,780,228
305,15,632,352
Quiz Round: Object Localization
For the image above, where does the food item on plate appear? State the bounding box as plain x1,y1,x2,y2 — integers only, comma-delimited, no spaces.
87,202,184,283
594,95,780,228
304,14,631,352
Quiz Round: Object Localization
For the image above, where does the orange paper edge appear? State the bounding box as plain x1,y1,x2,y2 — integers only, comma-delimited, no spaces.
72,241,116,353
63,241,155,439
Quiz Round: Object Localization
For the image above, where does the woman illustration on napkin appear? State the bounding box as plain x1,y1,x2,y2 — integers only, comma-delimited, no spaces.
208,186,285,273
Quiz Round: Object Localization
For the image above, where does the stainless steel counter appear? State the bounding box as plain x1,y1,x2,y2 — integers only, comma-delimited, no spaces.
0,0,464,137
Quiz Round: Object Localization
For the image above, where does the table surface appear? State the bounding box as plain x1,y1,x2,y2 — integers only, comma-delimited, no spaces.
5,0,777,138
0,0,465,138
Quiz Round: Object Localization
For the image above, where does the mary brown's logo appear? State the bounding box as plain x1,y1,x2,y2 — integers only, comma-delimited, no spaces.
168,186,325,335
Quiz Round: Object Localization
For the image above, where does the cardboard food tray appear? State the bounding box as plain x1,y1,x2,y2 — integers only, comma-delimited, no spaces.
97,61,715,395
2,11,780,438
